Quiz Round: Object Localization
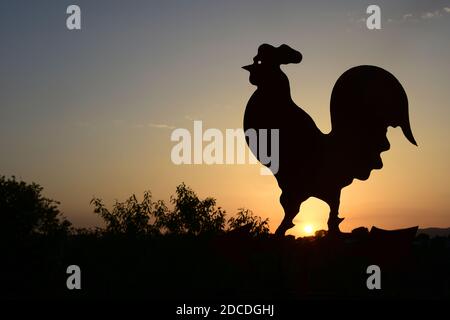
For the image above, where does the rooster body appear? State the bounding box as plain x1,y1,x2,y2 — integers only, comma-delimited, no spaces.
243,44,417,235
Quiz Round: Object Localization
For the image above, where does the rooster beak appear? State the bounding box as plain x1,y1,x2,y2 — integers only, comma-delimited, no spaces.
242,64,253,71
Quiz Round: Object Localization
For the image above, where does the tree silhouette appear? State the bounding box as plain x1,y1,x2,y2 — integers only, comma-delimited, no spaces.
156,183,226,235
91,183,228,236
91,191,156,236
228,208,269,236
91,183,270,237
0,175,71,240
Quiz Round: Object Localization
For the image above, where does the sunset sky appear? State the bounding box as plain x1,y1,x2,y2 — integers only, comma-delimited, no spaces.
1,0,449,236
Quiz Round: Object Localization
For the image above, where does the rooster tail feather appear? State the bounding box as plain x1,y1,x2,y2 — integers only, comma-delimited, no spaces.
400,119,417,146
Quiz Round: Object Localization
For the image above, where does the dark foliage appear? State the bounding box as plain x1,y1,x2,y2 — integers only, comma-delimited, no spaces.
0,175,71,241
158,183,226,235
91,191,155,236
228,208,269,237
1,176,449,300
90,182,268,237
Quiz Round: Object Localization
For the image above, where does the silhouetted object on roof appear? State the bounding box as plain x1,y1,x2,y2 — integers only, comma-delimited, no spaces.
368,226,418,268
243,44,417,236
370,226,418,241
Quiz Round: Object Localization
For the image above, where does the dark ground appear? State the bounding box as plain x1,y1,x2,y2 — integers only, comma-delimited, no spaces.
2,229,449,300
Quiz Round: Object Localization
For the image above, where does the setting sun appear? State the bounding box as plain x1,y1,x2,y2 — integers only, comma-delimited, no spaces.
304,225,314,235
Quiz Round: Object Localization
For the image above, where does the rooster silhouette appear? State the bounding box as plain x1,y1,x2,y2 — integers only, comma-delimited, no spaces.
242,44,417,236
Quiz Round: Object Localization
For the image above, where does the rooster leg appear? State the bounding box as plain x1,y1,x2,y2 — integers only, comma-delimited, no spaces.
275,218,295,236
275,192,303,236
327,195,345,235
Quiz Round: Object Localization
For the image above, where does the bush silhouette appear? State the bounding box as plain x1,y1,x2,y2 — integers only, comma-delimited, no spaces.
91,183,227,236
156,183,226,235
0,175,71,241
91,191,156,236
91,183,268,237
228,208,269,236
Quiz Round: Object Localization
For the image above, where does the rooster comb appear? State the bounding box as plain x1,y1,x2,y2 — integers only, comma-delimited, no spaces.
255,44,302,65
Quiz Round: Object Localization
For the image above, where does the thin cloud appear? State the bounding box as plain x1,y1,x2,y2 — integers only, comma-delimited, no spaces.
148,123,175,130
387,7,449,24
402,13,413,20
421,10,441,19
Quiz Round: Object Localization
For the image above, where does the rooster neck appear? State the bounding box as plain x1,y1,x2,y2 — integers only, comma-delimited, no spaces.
245,91,293,120
253,70,292,97
252,84,293,105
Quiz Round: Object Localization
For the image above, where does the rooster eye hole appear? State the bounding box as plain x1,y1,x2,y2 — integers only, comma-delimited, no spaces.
257,60,262,65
